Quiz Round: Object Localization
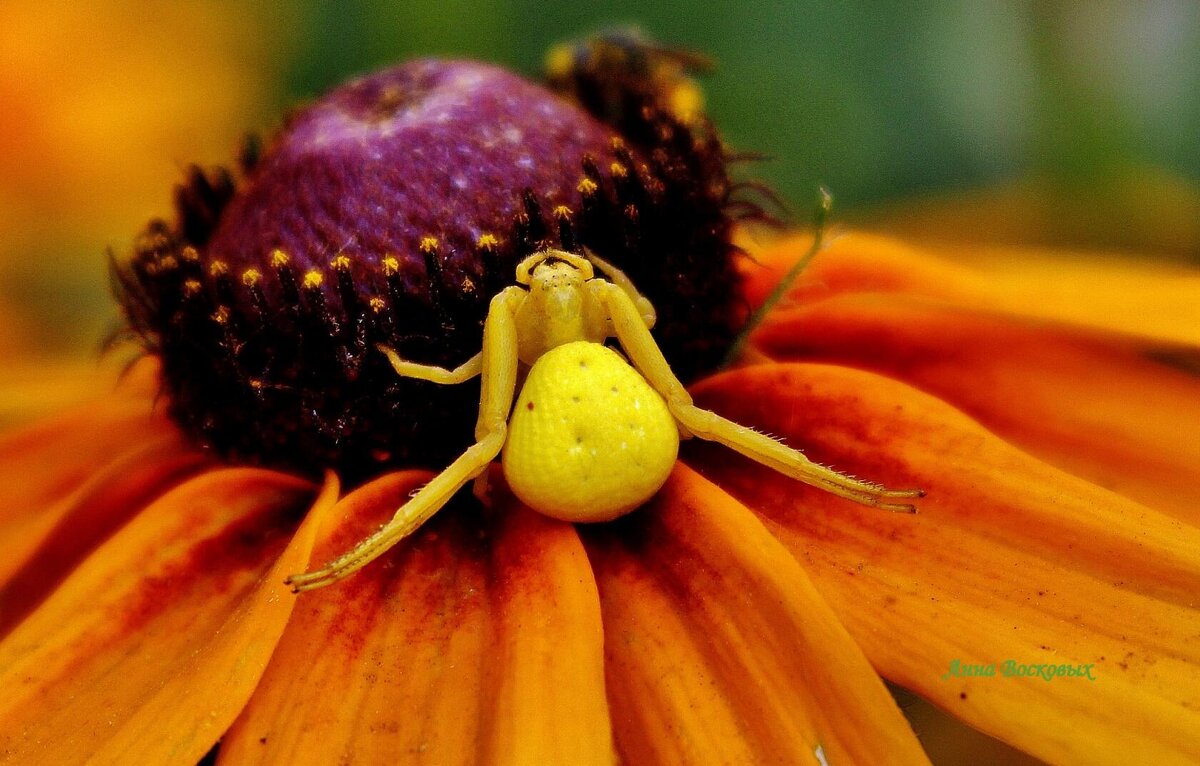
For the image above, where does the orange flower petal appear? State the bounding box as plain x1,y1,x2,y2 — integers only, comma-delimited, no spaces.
0,365,167,519
0,435,210,635
944,244,1200,348
485,489,614,764
742,232,1200,346
0,468,327,765
0,360,127,427
740,232,978,313
690,363,1200,765
221,471,613,765
584,464,930,765
753,294,1200,520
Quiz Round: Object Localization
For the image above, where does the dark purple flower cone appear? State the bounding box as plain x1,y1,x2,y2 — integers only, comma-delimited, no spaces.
117,47,743,482
207,61,619,312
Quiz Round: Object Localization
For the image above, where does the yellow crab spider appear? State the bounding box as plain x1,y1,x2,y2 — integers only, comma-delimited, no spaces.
286,249,922,592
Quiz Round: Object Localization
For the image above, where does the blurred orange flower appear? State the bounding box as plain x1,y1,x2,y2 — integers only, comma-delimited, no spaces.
1,230,1198,765
0,0,282,354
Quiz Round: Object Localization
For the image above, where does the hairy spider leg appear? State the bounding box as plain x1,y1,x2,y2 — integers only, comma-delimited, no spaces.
597,281,923,512
286,286,526,592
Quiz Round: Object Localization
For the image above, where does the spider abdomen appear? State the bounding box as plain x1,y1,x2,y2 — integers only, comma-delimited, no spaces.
503,341,678,521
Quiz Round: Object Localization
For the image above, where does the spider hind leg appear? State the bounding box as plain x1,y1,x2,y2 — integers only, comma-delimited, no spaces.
599,280,923,513
286,287,525,592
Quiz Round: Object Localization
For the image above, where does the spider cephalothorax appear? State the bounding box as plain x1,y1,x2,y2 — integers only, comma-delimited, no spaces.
115,35,754,482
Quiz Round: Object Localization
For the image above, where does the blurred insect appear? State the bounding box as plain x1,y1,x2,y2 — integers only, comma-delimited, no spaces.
286,249,922,592
545,27,713,126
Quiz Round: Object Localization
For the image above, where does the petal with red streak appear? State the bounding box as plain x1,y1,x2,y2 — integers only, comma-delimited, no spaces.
753,293,1200,520
584,464,930,766
486,488,614,764
0,363,169,520
221,471,613,766
0,468,327,766
690,363,1200,766
0,435,210,635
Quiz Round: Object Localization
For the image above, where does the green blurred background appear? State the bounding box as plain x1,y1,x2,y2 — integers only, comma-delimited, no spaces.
2,0,1198,348
277,0,1200,206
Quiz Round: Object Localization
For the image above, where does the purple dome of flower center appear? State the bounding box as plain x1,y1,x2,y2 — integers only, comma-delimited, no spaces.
207,61,620,310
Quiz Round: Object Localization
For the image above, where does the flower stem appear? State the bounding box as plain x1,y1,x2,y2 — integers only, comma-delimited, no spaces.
722,186,832,368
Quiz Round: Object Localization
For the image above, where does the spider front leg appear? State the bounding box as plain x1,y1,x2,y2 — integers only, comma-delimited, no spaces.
599,282,923,512
378,343,493,497
286,287,526,592
378,345,482,384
